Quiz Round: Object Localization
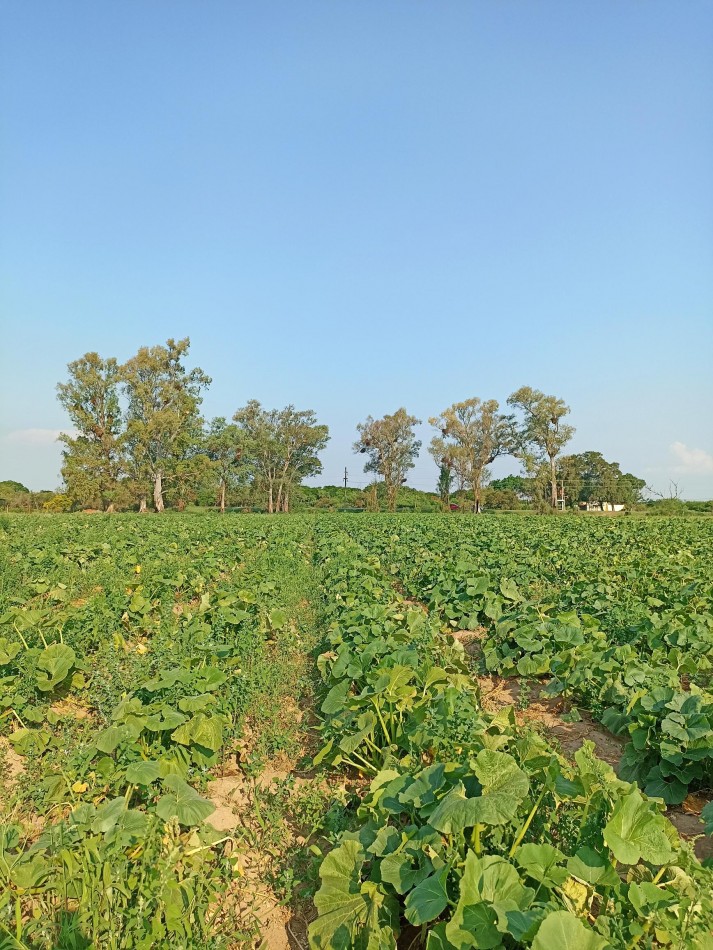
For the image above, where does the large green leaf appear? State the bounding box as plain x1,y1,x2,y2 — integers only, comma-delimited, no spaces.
36,644,76,691
531,911,608,950
308,840,369,948
445,853,533,947
380,850,431,895
95,725,130,754
472,750,529,801
404,868,449,925
0,638,21,665
429,751,529,829
125,760,164,785
91,797,126,833
171,712,223,752
445,901,501,949
566,848,619,887
8,727,51,756
156,775,215,826
429,785,482,834
322,679,352,715
515,843,568,887
603,790,673,866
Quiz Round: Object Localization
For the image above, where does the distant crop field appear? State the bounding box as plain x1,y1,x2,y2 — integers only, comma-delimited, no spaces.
1,513,712,947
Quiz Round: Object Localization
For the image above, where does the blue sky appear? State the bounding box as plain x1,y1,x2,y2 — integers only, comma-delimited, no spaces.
1,1,712,497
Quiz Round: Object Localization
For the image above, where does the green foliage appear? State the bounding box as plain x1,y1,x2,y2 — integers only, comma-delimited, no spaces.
0,480,29,496
307,516,713,947
354,408,422,512
559,451,645,507
0,513,319,946
429,397,516,512
232,400,330,513
2,512,712,947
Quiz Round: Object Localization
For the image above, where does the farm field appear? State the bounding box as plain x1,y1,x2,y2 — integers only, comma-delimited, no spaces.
1,513,712,948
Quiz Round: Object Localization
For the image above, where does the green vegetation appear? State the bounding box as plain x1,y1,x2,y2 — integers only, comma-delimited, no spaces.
50,338,680,514
0,512,711,947
0,514,318,946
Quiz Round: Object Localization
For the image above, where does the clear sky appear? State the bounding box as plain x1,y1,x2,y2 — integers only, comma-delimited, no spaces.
1,1,712,497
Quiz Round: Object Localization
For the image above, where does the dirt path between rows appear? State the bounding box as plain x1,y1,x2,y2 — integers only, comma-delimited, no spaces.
206,763,315,948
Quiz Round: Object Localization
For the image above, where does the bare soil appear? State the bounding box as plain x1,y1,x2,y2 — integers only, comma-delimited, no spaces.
477,674,626,767
206,762,317,949
0,736,25,785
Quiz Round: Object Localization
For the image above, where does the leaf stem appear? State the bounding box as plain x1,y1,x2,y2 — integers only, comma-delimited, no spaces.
509,786,546,857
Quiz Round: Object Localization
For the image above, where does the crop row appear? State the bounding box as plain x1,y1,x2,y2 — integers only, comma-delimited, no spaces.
308,519,713,948
0,515,313,948
341,516,713,806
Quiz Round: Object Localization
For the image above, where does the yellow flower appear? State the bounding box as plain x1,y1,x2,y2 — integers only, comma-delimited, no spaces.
136,643,148,655
134,565,142,574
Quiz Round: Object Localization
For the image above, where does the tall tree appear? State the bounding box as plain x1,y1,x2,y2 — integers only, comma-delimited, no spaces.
232,401,329,513
507,386,575,509
57,353,124,511
559,452,645,507
354,409,421,512
121,338,210,513
436,463,453,510
429,399,515,513
203,417,244,514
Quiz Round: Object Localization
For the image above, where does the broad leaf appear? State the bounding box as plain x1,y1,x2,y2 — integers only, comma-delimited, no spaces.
531,911,608,950
603,790,673,866
446,852,533,946
125,760,163,785
171,712,223,752
36,644,76,691
156,775,215,826
404,868,449,925
309,840,369,947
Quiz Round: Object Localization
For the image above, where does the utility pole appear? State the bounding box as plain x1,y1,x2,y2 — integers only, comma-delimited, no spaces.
343,467,348,503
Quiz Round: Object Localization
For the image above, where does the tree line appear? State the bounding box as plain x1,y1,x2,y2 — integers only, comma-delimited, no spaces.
54,337,644,513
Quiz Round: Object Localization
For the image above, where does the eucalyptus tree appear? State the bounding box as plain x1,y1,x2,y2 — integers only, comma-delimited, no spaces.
121,338,210,512
354,408,421,512
203,417,245,513
429,398,515,513
56,353,125,511
232,401,329,513
507,386,574,509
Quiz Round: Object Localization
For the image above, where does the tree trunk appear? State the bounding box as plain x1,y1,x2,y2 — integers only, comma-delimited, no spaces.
473,479,482,514
105,502,115,513
550,456,557,508
268,483,274,514
139,496,148,514
387,482,396,512
276,483,283,513
219,479,226,514
153,472,164,513
283,492,289,513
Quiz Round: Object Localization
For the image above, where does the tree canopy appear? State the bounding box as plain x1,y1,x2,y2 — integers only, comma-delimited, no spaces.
354,409,421,512
559,452,646,507
429,398,516,513
232,401,329,513
57,353,124,511
508,386,575,508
